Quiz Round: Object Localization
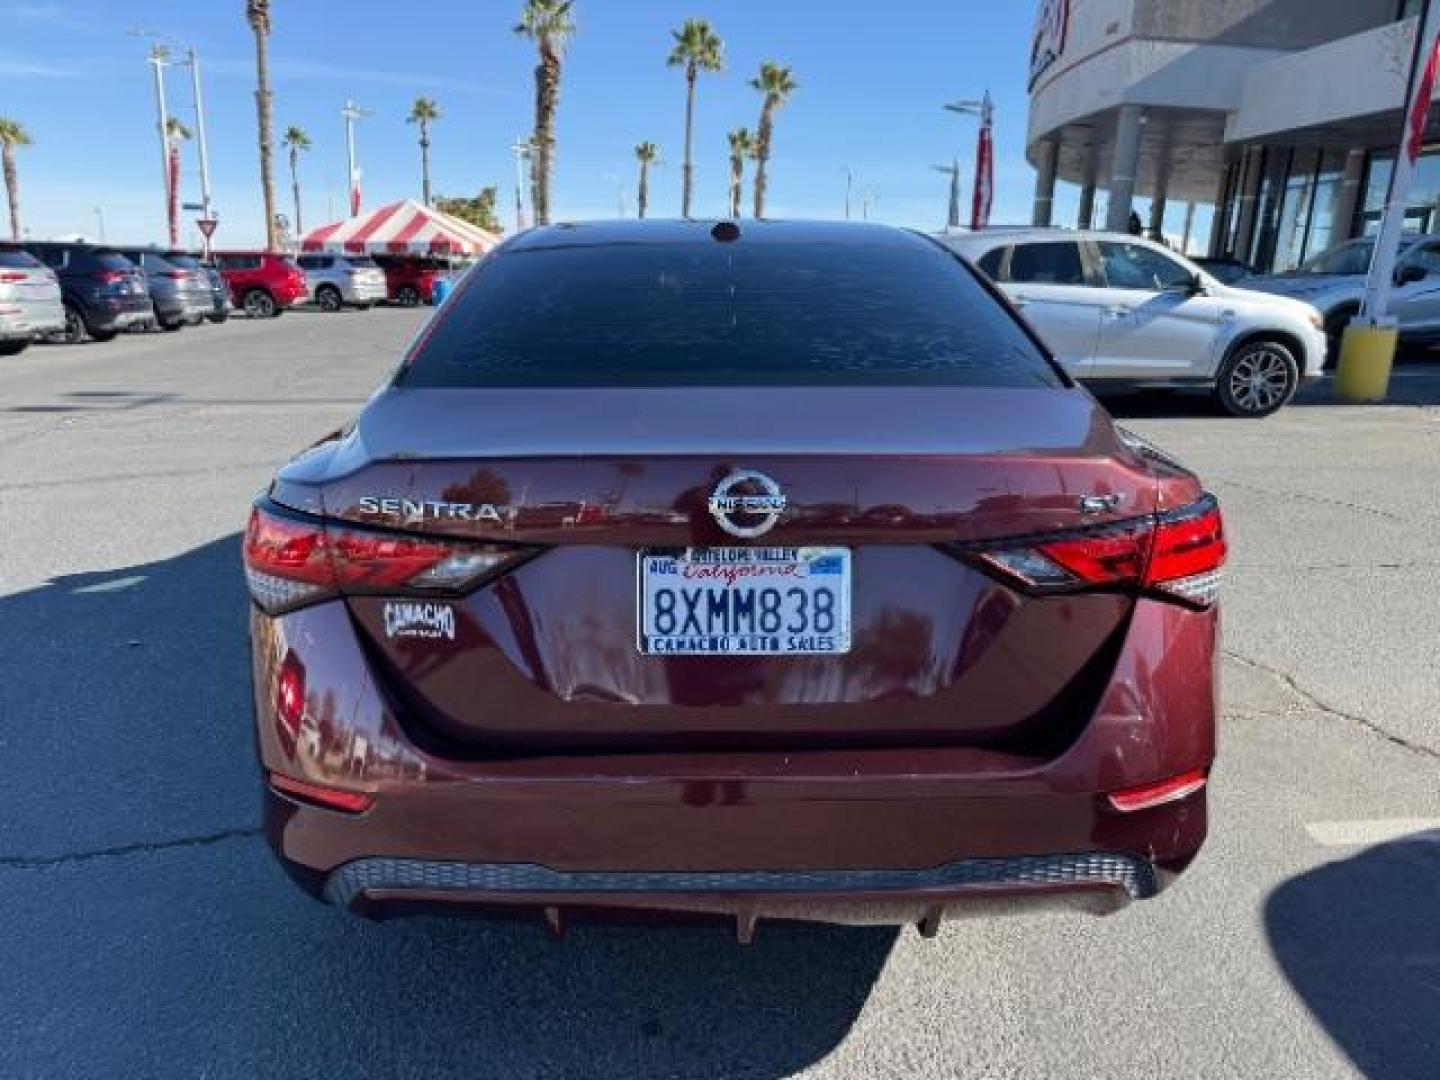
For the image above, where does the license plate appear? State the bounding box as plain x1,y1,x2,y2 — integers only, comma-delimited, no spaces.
637,547,851,656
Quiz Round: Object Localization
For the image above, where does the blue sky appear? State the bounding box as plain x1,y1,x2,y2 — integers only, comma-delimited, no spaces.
2,0,1061,247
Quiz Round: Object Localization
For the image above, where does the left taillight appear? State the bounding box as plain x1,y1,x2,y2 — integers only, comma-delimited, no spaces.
243,502,535,614
967,494,1226,609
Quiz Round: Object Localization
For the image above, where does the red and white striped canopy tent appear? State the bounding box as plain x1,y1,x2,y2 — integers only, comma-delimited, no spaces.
298,199,500,256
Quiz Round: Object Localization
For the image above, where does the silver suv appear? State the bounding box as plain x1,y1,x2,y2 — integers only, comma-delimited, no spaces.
1240,235,1440,361
942,228,1328,418
115,247,213,331
0,245,64,356
296,254,387,312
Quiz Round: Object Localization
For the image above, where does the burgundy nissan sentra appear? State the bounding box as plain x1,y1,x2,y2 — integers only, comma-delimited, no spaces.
244,219,1223,939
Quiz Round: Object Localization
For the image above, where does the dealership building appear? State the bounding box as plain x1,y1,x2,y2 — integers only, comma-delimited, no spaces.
1027,0,1435,272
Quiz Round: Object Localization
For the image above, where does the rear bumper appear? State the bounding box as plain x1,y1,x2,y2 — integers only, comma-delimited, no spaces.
342,282,388,304
0,304,65,339
314,850,1168,932
81,296,151,331
254,594,1216,928
153,295,212,321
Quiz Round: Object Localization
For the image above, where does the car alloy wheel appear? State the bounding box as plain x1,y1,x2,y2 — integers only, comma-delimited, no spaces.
317,287,343,313
1218,341,1297,418
244,290,277,319
397,286,420,307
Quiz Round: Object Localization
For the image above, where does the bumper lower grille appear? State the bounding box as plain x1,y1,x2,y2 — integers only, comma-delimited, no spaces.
324,852,1157,908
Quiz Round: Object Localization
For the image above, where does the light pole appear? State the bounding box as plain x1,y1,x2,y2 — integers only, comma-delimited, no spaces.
602,172,627,218
861,185,879,222
510,138,533,232
187,48,215,252
145,44,172,244
132,31,217,252
341,99,373,217
944,91,995,231
844,166,853,221
933,160,963,230
94,206,106,243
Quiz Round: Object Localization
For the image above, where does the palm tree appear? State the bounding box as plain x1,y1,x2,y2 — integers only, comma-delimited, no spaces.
281,126,310,233
634,142,660,219
0,118,30,241
407,97,441,206
513,0,575,227
246,0,279,250
666,19,723,219
749,61,796,219
725,127,754,220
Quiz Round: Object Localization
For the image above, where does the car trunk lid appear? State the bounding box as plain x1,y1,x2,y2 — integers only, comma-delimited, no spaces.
276,386,1178,754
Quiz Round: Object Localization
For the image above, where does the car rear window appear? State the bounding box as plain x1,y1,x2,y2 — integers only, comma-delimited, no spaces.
0,248,40,269
346,256,378,267
401,237,1061,388
165,253,202,269
88,250,138,272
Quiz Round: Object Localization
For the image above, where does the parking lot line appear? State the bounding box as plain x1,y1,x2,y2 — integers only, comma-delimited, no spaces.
1305,819,1440,847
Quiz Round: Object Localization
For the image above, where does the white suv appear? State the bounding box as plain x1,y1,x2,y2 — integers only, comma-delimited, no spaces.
941,229,1327,417
295,254,388,312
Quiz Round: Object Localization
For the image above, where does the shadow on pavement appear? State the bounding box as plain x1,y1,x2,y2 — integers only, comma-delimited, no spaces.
1265,832,1440,1079
0,536,893,1078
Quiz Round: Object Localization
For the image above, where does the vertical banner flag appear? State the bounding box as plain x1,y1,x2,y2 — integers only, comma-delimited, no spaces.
350,169,363,217
167,141,181,247
1408,27,1440,164
971,93,994,232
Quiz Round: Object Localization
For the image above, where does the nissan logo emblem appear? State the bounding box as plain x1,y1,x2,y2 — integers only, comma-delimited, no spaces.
707,470,787,539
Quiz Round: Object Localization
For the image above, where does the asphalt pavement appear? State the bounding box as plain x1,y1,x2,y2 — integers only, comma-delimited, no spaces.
1,309,1438,1079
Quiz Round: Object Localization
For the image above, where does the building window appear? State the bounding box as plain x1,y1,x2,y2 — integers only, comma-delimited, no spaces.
1249,149,1291,272
1225,150,1262,258
1358,148,1440,236
1273,149,1319,272
1304,151,1348,261
1212,161,1239,257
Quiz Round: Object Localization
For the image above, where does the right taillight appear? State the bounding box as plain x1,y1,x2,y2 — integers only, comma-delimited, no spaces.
968,493,1225,609
243,502,536,615
1144,495,1226,607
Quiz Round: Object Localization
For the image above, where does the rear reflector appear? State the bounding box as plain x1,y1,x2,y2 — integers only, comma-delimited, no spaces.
269,772,373,814
1107,769,1208,813
969,494,1225,608
274,650,307,750
243,502,535,614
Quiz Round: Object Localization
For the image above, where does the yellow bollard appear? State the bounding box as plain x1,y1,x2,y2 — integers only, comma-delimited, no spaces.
1334,322,1399,403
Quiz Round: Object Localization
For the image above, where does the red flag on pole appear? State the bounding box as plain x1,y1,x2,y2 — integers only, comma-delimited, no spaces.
1408,31,1440,163
350,171,362,218
167,141,181,247
970,94,994,231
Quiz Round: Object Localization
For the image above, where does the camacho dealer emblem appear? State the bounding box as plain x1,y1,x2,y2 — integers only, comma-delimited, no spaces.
707,470,787,539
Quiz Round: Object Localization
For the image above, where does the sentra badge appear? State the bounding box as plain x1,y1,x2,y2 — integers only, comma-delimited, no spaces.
358,496,504,525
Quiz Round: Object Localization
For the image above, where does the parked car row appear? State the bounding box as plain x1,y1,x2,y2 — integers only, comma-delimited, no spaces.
0,241,461,353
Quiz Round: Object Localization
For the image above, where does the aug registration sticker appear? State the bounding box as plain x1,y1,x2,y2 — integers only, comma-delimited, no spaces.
637,547,852,656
